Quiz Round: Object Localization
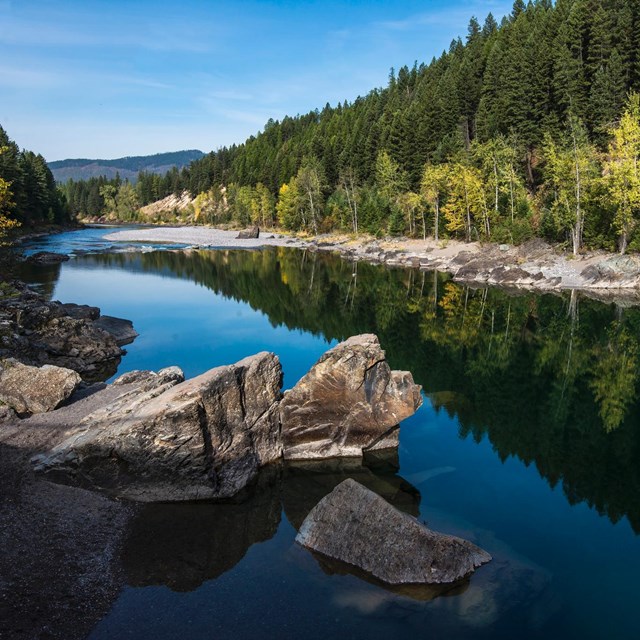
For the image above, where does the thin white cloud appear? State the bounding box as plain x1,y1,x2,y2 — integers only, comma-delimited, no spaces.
377,1,512,32
0,64,64,89
0,13,213,53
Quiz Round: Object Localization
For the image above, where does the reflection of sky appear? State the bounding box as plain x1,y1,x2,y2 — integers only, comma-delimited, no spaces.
53,263,334,387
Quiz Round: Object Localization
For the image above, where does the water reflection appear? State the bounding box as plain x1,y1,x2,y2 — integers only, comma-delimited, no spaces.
18,247,640,535
122,455,420,593
120,455,555,627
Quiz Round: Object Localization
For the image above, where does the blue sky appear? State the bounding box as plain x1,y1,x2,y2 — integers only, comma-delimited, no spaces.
0,0,511,161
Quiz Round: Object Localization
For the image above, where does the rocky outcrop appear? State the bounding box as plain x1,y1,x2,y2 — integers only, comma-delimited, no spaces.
296,478,491,585
0,359,81,415
280,334,422,459
26,251,70,264
92,316,138,346
582,254,640,286
236,226,260,239
33,335,422,501
0,285,135,381
34,353,283,501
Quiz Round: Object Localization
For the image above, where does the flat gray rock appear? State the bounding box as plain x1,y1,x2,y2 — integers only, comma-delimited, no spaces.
296,478,491,585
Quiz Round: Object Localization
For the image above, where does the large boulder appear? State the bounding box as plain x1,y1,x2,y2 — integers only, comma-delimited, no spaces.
236,226,259,239
296,478,491,585
280,334,422,459
34,353,283,501
0,359,81,415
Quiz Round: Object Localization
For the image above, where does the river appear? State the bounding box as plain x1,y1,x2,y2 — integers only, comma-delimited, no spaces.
16,227,640,639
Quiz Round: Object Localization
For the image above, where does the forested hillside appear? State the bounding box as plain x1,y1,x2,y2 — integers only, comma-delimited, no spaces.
49,150,204,183
66,0,640,254
0,126,70,235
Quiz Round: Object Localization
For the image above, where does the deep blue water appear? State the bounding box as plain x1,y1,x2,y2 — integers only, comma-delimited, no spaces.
15,228,640,639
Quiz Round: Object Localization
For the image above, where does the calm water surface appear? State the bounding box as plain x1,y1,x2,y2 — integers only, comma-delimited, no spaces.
17,229,640,639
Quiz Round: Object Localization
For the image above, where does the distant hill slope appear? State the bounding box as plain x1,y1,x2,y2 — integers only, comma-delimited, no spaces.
48,149,205,183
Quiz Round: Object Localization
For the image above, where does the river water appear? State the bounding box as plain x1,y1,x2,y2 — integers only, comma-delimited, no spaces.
16,228,640,639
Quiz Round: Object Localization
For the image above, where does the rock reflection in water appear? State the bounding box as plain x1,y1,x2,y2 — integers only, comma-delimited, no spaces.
281,451,421,530
121,452,420,593
122,467,282,592
311,551,471,602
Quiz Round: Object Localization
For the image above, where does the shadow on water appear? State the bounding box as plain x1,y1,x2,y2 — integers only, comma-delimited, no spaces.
122,454,421,593
119,453,557,635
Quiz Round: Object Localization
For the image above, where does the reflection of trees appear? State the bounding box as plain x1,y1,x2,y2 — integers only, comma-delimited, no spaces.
82,248,640,531
590,325,638,433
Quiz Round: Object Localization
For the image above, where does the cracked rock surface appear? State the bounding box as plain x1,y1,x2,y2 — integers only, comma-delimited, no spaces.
33,353,283,501
30,335,422,502
280,334,423,460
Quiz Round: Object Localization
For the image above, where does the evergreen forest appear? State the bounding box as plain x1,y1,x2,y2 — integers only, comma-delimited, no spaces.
9,0,640,255
0,126,71,237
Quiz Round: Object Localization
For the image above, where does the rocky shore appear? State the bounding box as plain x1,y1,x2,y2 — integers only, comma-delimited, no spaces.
0,282,137,384
103,226,640,299
1,329,500,638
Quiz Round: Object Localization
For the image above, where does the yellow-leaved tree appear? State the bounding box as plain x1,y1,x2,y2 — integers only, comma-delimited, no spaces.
443,163,486,242
604,93,640,255
421,163,449,242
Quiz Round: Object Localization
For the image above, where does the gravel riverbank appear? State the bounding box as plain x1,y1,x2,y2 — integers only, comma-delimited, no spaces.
104,226,640,300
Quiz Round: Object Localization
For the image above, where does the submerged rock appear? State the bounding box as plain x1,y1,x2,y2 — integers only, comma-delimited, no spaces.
280,334,422,459
0,359,81,415
296,479,491,585
34,353,283,501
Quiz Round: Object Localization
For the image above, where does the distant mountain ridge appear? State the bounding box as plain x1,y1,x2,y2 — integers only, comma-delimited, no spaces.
48,149,205,183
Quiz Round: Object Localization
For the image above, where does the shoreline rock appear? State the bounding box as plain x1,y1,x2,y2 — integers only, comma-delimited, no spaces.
102,226,640,300
236,226,260,239
33,353,284,501
0,359,81,415
296,478,492,585
280,334,422,459
0,283,137,381
31,335,422,502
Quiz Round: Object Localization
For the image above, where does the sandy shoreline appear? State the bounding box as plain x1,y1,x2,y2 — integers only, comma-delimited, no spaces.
104,226,305,249
104,226,640,298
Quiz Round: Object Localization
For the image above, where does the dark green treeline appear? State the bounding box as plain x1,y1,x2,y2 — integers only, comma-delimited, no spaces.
0,126,70,229
185,0,640,193
83,247,640,533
